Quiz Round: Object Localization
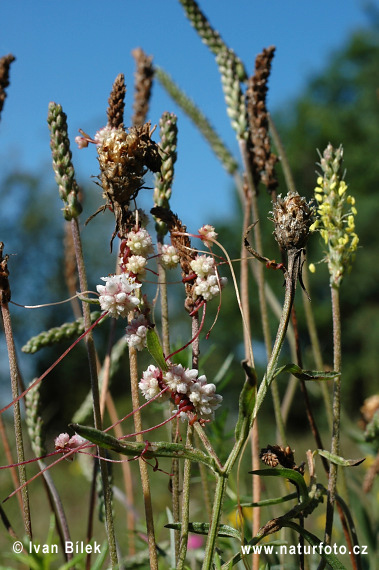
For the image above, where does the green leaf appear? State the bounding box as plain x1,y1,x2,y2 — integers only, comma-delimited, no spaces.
234,365,257,440
316,449,365,467
249,468,308,504
165,522,241,540
146,328,169,371
239,491,298,508
70,423,218,471
274,363,339,381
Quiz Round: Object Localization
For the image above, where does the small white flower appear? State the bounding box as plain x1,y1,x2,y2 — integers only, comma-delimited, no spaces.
125,314,149,351
160,244,179,269
97,274,141,318
194,275,227,301
55,433,70,450
126,228,154,257
164,364,197,393
139,365,164,400
190,255,215,279
55,433,87,452
198,225,217,247
125,255,147,277
94,125,115,145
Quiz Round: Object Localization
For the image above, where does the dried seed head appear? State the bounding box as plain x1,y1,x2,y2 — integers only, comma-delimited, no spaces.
0,54,16,119
260,444,298,470
107,73,126,129
272,191,313,251
97,122,161,197
132,48,154,127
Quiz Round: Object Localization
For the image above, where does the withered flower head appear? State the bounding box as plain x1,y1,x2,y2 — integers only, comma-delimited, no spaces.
96,121,161,241
272,191,313,251
260,444,296,469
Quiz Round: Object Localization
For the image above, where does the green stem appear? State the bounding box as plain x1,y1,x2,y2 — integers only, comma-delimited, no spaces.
129,345,158,569
177,424,194,569
201,473,228,570
70,218,118,567
301,266,333,431
324,285,342,546
1,303,32,540
253,250,301,420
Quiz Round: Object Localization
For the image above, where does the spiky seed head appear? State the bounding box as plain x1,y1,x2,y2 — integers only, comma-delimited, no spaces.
272,191,313,251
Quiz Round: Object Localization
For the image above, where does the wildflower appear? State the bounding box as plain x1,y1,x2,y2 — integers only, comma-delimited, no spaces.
125,314,149,351
186,376,223,422
165,364,198,394
125,255,147,278
138,365,166,400
194,274,227,301
311,144,358,287
160,244,179,269
198,224,217,247
190,255,215,279
55,433,87,453
96,274,141,318
126,227,154,257
139,363,223,423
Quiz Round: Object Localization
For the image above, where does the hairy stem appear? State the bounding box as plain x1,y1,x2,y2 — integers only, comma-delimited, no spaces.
70,217,118,567
323,286,342,546
1,303,32,540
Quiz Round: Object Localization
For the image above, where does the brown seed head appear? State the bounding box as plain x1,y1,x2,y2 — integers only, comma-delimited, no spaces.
272,192,313,251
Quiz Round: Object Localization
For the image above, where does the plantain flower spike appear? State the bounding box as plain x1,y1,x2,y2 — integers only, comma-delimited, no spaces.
310,144,359,287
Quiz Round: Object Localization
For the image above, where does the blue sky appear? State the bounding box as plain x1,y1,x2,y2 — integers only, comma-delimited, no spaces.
0,0,370,230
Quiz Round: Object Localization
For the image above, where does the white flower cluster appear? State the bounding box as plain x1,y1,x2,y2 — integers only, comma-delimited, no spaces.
138,364,166,400
126,227,154,257
97,274,141,318
190,255,227,301
55,433,87,453
125,255,147,277
125,314,149,351
160,244,179,269
139,363,222,422
198,224,217,247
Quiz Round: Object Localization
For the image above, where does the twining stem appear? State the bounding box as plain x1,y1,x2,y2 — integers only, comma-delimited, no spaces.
70,217,118,567
1,303,32,540
323,285,342,547
129,344,158,569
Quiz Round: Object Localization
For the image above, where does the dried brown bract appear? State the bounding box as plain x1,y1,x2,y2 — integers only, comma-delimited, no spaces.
246,46,278,194
95,122,161,244
107,73,126,129
0,54,16,120
132,48,154,127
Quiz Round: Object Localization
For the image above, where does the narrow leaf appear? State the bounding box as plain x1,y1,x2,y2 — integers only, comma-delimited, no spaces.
274,363,339,381
249,468,308,503
234,365,256,440
165,521,241,540
146,328,169,371
317,449,365,467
